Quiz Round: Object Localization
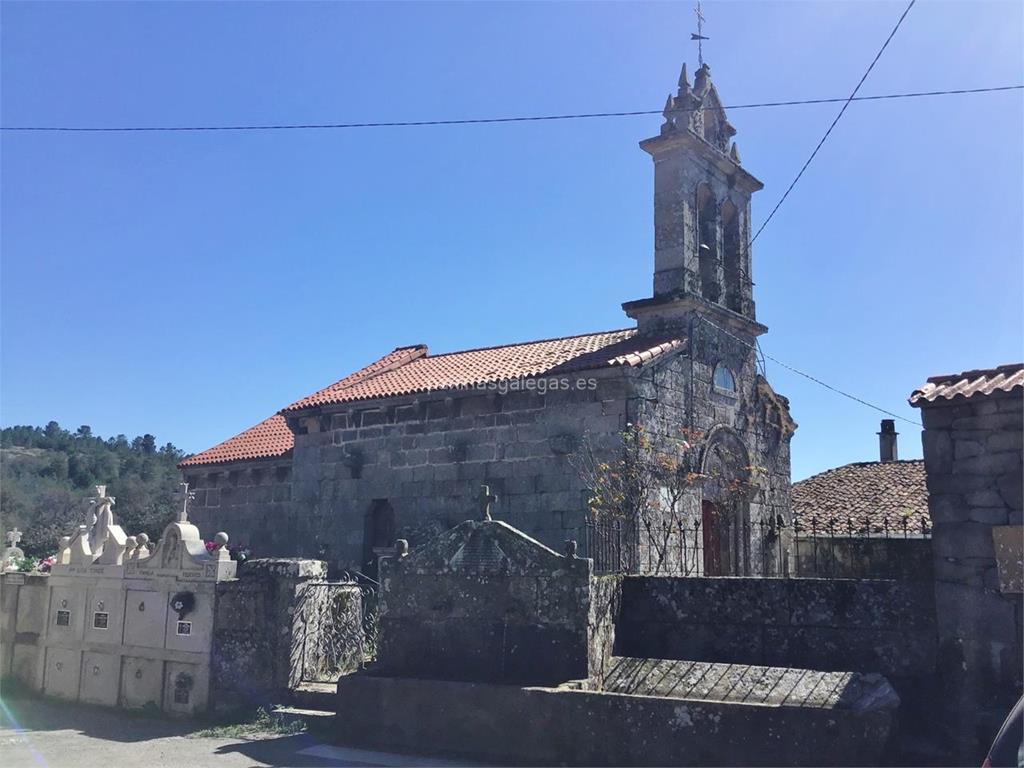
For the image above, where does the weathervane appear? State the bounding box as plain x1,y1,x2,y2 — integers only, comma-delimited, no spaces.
691,0,709,67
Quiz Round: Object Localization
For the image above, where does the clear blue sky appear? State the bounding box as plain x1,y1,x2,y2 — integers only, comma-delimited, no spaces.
2,1,1021,481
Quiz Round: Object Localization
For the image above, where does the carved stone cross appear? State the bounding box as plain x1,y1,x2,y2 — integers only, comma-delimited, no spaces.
179,482,195,523
6,528,21,547
478,484,498,522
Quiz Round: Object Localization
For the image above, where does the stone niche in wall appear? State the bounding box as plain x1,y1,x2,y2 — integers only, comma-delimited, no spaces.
15,486,236,716
377,514,594,686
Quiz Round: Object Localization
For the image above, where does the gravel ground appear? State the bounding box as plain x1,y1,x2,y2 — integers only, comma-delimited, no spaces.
0,694,471,768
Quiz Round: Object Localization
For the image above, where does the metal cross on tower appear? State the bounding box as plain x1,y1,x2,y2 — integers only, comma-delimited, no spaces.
690,0,709,67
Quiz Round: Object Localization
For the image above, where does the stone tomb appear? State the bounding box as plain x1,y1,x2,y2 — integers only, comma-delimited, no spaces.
377,515,595,685
336,508,901,766
13,486,236,715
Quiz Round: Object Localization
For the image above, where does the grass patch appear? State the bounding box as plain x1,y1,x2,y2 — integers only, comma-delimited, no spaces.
191,706,306,739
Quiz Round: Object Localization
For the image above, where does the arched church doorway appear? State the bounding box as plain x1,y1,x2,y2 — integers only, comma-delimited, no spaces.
701,499,725,575
700,428,752,576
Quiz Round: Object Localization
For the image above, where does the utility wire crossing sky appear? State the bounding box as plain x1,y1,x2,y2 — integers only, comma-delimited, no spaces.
2,85,1019,132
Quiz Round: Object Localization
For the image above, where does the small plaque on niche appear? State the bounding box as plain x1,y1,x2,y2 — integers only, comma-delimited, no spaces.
55,610,71,627
176,620,192,636
93,612,109,630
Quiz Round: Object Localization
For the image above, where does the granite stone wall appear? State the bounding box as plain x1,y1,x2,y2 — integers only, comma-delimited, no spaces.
185,459,293,556
792,536,933,580
212,558,350,708
632,322,794,576
615,576,937,680
284,370,636,572
916,390,1023,762
377,519,596,686
333,672,898,767
185,333,794,578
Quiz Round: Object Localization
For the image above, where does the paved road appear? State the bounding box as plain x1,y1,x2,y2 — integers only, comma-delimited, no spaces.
0,695,469,767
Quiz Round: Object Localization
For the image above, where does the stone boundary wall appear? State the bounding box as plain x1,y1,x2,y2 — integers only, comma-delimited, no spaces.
333,673,895,767
793,536,933,580
614,576,936,679
211,558,357,709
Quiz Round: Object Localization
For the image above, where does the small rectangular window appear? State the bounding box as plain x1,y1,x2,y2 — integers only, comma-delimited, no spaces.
56,610,71,627
176,621,192,636
93,612,109,630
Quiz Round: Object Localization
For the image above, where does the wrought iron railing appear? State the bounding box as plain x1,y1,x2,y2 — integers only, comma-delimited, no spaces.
296,574,382,684
584,514,931,579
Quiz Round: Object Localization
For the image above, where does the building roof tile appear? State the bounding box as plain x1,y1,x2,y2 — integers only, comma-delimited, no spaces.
179,414,293,468
283,328,684,413
182,328,685,468
791,460,929,534
910,363,1024,405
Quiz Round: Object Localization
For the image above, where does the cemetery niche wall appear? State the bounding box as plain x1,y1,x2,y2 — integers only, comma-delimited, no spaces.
1,486,236,715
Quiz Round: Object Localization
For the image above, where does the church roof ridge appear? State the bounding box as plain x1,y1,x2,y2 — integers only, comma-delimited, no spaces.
421,327,638,359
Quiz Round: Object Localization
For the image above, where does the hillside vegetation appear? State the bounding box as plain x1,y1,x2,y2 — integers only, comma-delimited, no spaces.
1,422,185,557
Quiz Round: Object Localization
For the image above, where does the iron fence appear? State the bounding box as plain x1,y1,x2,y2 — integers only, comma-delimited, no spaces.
584,514,932,579
296,575,381,684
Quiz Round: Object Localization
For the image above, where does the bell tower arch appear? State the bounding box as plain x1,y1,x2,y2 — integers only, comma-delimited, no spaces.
623,62,765,341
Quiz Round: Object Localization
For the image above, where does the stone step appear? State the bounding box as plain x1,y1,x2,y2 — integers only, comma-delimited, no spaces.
291,682,336,713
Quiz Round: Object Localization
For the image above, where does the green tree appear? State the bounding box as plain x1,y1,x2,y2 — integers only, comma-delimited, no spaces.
1,421,184,557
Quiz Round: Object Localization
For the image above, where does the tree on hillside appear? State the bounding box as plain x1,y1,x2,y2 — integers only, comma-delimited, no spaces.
1,421,185,557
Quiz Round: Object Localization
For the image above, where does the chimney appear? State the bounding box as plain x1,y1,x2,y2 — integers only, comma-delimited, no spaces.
878,419,898,462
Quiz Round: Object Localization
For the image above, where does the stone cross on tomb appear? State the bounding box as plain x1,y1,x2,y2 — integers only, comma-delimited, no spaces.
6,528,22,548
478,484,498,522
178,481,196,523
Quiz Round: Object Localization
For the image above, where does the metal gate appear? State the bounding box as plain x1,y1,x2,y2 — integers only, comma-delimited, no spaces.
297,579,380,683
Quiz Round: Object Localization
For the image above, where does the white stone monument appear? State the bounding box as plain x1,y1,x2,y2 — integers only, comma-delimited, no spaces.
3,527,25,571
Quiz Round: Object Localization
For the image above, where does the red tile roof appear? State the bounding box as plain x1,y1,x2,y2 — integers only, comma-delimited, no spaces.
182,328,685,468
283,328,684,412
910,363,1024,405
791,460,929,534
179,414,294,468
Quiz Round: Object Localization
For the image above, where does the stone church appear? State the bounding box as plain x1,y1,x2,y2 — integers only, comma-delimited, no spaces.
181,61,796,576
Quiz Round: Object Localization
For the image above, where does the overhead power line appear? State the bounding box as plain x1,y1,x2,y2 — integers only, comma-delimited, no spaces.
694,316,923,428
2,83,1020,133
750,0,917,244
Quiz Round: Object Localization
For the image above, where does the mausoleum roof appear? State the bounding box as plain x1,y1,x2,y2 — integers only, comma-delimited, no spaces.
791,460,929,534
181,328,685,468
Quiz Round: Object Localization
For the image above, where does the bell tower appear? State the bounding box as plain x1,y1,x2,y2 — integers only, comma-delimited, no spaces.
624,62,767,338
